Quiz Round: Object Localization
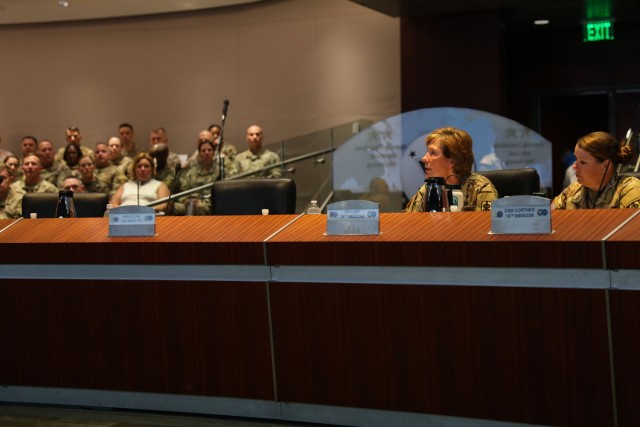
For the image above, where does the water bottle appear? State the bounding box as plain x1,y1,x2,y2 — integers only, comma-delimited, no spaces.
421,177,450,212
103,203,113,218
307,200,321,214
55,190,76,218
447,184,464,212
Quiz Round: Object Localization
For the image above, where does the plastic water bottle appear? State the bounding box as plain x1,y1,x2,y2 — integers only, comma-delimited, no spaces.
448,184,464,212
103,203,113,218
307,200,321,214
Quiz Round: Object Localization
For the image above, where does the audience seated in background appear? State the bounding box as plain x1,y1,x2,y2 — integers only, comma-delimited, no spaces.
552,131,640,209
3,155,21,180
77,156,110,198
38,139,72,189
108,136,133,179
19,136,38,160
235,125,282,179
55,126,94,162
404,126,498,212
149,143,176,189
62,142,81,172
118,123,141,159
111,152,170,212
172,137,232,216
94,142,127,196
148,128,181,170
186,124,238,169
62,176,86,193
0,167,13,219
4,154,58,218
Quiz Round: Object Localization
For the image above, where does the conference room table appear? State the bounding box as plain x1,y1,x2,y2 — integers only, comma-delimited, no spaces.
1,210,639,427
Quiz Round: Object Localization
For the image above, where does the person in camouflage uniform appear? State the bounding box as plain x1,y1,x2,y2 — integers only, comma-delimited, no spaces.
4,154,58,218
108,136,133,179
77,156,110,198
186,126,238,169
0,167,13,219
404,127,498,212
93,142,127,196
38,139,72,189
552,131,640,209
235,125,282,179
55,126,94,162
172,138,239,216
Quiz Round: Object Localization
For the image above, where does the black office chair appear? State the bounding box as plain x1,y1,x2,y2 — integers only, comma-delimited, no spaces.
22,193,108,218
211,178,296,215
476,168,540,197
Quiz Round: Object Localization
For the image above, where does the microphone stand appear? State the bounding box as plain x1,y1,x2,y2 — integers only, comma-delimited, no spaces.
166,164,182,214
216,99,229,181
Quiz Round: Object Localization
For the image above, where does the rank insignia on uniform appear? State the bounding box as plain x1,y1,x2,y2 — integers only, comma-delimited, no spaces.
481,201,492,211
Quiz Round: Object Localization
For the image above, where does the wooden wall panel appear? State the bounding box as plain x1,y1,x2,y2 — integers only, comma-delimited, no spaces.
0,279,274,400
270,282,614,427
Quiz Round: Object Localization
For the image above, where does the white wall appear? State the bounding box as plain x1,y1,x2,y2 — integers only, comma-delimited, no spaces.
0,0,400,156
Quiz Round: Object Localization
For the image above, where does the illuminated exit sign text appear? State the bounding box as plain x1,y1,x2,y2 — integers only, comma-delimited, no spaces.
583,19,614,42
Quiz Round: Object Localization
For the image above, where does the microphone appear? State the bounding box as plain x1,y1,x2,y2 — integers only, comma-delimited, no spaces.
137,180,140,206
222,99,229,122
166,163,182,214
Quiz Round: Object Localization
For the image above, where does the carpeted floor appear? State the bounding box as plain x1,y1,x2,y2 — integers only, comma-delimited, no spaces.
0,404,334,427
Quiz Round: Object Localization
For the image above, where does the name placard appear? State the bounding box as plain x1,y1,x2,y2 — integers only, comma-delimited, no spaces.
491,195,552,234
327,200,379,235
109,206,156,237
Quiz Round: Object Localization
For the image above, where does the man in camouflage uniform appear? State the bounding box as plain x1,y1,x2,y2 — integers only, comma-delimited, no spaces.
118,123,141,159
94,142,127,196
235,125,282,179
552,175,640,209
0,167,13,219
55,126,94,162
186,126,238,169
38,139,72,189
77,156,110,198
108,136,133,179
4,154,58,218
404,174,497,212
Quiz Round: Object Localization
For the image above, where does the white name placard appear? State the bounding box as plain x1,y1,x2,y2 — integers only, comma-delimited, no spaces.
491,195,552,234
326,200,380,235
109,206,156,237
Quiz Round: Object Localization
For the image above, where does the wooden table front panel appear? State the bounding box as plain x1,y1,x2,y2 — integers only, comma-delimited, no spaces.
0,279,274,400
269,282,614,427
608,289,640,427
603,213,640,269
267,211,634,268
0,215,297,264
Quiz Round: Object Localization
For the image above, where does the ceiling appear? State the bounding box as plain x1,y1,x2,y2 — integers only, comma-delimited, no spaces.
0,0,263,25
0,0,637,29
350,0,640,29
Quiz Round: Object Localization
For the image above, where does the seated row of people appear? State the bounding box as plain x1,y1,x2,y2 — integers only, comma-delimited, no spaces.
0,124,283,218
404,127,640,211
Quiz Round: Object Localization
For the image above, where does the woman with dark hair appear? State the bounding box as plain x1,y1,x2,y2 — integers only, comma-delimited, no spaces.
404,126,498,212
111,152,170,212
552,131,640,209
62,142,81,171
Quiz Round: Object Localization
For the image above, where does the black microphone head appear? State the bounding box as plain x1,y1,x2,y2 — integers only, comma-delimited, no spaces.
175,163,182,173
223,99,229,108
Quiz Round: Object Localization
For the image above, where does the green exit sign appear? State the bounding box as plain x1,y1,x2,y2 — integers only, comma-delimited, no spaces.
583,19,614,42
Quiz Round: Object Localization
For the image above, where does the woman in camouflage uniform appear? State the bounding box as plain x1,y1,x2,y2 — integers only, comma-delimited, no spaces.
552,131,640,209
404,126,498,212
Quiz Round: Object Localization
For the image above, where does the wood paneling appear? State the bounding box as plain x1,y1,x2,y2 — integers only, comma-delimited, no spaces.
270,282,613,427
267,210,635,268
0,279,274,399
0,215,297,265
609,290,640,427
604,213,640,269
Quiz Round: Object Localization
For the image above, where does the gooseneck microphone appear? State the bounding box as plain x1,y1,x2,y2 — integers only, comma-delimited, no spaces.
216,99,229,181
166,163,182,214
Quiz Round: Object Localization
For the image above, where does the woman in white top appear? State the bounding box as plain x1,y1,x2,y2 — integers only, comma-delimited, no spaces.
111,152,170,212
